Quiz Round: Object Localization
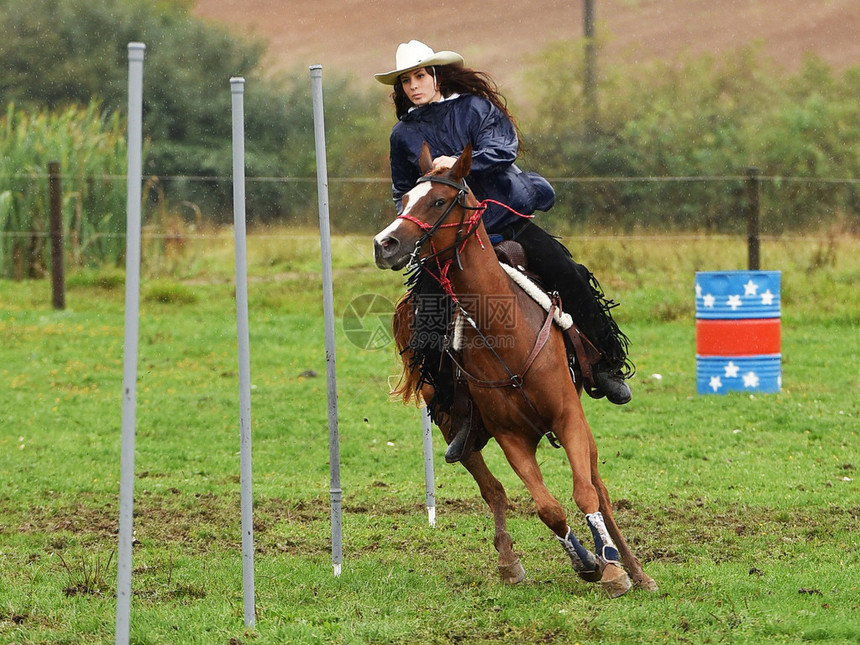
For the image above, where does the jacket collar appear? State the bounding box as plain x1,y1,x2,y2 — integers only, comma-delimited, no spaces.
404,92,463,118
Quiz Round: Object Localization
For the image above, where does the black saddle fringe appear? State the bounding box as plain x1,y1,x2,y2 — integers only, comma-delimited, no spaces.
581,266,636,379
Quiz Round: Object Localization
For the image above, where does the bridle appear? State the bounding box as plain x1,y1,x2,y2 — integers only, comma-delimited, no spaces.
396,174,486,278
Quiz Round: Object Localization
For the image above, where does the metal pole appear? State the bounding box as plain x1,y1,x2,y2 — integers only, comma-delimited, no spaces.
116,41,145,645
48,161,65,310
230,76,256,628
421,407,436,527
309,65,343,576
747,166,761,271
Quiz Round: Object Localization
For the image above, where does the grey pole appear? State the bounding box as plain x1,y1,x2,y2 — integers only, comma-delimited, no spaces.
116,41,145,645
421,407,436,527
230,76,256,627
309,65,343,576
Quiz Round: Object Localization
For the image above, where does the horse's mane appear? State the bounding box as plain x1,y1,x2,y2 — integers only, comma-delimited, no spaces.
390,291,422,406
390,264,458,412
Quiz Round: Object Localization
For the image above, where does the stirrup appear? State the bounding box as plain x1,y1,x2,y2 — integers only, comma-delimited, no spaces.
446,371,473,463
445,424,470,463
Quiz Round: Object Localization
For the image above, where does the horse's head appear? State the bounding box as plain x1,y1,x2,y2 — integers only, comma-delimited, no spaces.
374,143,476,271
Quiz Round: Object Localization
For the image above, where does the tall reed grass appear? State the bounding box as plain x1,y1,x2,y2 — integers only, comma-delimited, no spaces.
0,102,128,279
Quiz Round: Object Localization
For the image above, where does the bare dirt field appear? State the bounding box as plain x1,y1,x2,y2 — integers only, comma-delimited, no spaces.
194,0,860,86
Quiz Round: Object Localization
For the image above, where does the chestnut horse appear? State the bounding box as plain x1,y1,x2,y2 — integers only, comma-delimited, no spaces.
373,144,657,597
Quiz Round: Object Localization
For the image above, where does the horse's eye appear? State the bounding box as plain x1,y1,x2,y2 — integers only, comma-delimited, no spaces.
434,199,446,208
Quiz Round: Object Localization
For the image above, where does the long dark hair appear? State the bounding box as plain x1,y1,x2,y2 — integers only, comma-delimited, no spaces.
391,65,522,144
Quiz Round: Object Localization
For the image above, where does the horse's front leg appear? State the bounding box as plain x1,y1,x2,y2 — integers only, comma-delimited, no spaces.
424,384,524,584
556,409,633,598
492,429,606,589
572,421,657,591
491,430,607,582
591,469,658,592
494,431,568,534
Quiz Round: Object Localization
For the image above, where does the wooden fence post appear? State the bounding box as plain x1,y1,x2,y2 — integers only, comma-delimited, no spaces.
747,166,761,271
583,0,598,140
48,161,66,310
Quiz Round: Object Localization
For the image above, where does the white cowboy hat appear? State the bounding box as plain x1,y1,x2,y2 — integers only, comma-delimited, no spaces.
374,40,464,85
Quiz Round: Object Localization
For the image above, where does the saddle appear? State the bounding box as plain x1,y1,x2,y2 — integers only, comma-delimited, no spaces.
493,240,530,274
492,240,604,390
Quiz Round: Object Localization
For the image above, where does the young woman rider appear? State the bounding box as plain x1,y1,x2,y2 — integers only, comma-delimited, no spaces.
375,41,633,461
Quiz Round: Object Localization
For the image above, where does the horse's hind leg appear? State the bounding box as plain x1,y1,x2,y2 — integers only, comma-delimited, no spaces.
461,450,525,584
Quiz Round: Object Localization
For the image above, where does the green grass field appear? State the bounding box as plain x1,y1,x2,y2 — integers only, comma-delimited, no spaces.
1,230,858,644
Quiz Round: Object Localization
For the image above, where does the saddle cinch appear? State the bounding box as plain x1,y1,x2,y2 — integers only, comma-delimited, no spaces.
492,240,604,394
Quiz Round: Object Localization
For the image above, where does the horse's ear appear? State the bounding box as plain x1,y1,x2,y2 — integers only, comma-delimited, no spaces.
450,143,472,181
418,143,433,175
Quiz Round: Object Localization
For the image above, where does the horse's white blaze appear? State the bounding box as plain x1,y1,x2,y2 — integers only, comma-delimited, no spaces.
373,181,434,246
373,218,404,246
400,181,433,218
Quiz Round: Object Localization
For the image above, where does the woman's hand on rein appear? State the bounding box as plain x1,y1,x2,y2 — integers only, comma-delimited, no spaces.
432,155,459,170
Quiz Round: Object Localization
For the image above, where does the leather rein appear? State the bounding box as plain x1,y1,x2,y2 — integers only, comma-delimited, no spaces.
397,174,561,448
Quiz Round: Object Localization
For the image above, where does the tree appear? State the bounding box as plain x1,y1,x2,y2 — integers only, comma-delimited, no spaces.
0,0,294,218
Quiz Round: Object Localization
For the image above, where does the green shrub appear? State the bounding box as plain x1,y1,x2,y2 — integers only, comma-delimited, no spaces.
1,1,857,237
142,279,197,304
0,0,291,219
521,42,860,233
66,266,126,290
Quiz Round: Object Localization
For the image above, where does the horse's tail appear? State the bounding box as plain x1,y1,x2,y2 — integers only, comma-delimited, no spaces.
390,292,422,406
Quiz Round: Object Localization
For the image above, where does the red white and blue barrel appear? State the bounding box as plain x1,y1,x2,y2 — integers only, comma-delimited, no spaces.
695,271,781,394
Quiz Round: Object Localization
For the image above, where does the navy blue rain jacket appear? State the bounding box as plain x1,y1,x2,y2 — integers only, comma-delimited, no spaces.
389,93,555,233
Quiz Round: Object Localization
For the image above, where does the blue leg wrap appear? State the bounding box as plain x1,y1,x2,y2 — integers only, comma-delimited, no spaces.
557,527,599,575
586,511,621,564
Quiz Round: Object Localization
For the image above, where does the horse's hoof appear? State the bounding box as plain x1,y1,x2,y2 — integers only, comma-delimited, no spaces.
498,559,525,585
600,563,632,599
635,575,659,592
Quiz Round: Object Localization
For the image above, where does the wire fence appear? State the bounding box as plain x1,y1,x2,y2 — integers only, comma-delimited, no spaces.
1,170,858,280
2,168,859,314
3,172,858,185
